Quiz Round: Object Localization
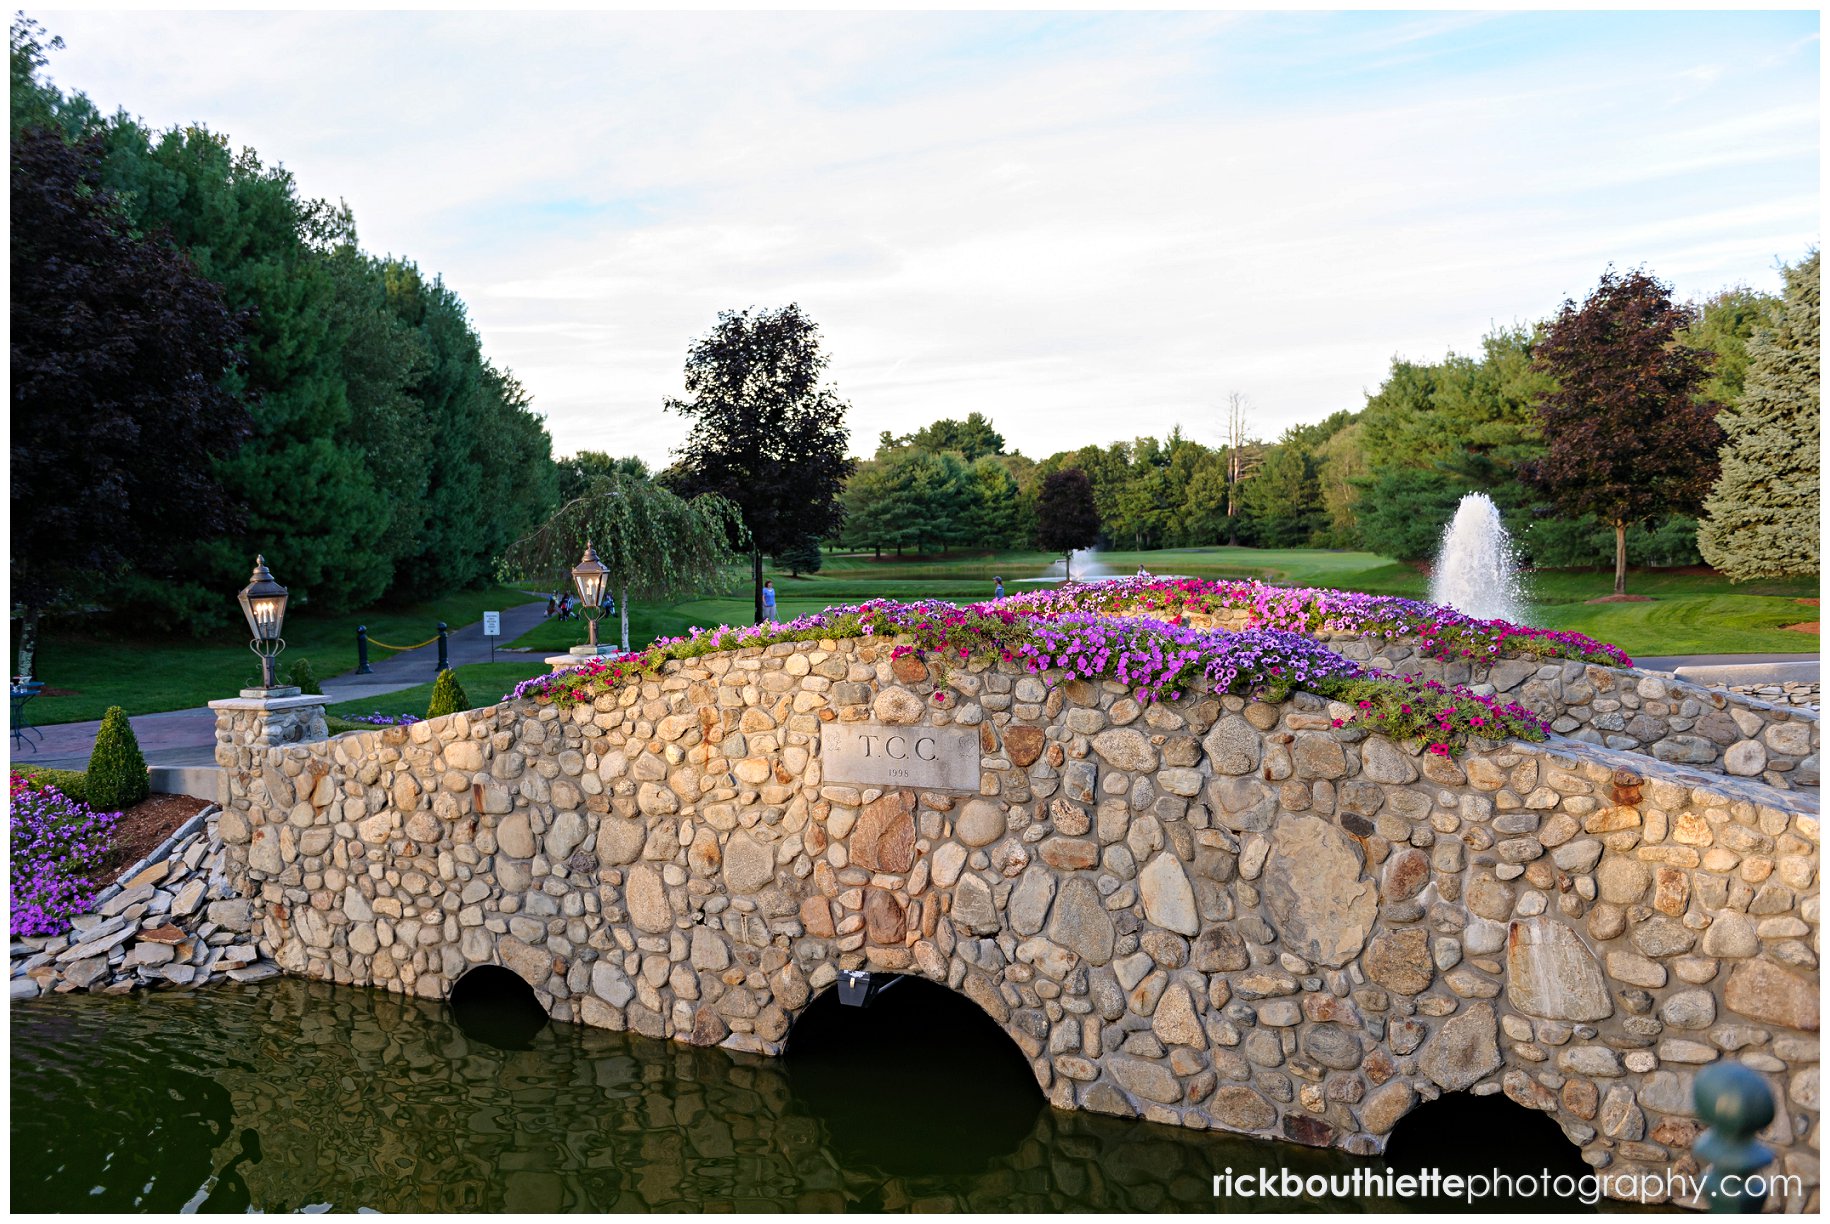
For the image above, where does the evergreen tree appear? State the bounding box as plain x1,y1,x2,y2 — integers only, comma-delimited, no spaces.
86,706,150,810
773,535,824,577
427,669,470,719
1698,251,1820,580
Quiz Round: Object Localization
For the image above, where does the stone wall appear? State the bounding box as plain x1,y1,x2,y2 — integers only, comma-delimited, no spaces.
214,636,1820,1210
1730,681,1820,710
1183,612,1819,790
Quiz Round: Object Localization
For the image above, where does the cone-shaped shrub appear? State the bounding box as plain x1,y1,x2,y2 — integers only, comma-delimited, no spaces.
427,669,470,719
85,705,149,810
285,657,323,695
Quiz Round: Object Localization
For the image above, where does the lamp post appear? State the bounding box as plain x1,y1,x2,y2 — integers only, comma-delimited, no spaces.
237,555,290,689
571,541,610,655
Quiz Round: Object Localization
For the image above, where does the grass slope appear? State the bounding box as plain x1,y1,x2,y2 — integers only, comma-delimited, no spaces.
509,549,1818,662
19,549,1814,725
20,585,543,725
324,662,551,728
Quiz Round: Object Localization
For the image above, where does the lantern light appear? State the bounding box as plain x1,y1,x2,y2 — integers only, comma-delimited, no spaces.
237,555,290,688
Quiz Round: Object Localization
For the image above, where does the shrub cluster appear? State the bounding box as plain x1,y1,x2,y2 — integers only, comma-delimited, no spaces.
9,776,121,937
11,766,87,805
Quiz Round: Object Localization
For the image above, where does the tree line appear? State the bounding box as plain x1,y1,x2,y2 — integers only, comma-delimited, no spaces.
834,258,1819,588
11,17,558,656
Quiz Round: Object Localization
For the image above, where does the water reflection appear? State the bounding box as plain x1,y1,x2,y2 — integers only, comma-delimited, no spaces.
11,979,1596,1213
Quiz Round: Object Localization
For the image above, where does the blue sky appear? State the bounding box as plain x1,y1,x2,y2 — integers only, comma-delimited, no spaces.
33,9,1820,465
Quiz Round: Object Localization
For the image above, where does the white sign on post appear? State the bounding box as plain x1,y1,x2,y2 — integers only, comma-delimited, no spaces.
483,610,501,662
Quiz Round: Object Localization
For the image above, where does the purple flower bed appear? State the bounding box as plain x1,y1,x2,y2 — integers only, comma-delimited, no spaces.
341,712,421,726
509,591,1552,754
996,576,1632,668
9,776,121,938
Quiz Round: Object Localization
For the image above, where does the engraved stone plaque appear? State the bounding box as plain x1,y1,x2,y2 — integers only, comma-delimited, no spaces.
821,721,980,791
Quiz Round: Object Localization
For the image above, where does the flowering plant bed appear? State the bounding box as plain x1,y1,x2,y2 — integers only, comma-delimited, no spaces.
9,774,122,937
996,576,1633,668
506,591,1554,756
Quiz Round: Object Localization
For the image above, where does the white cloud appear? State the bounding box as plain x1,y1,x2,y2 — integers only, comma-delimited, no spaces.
34,10,1820,464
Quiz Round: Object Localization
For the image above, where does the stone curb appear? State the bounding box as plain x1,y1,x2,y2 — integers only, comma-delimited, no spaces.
1675,661,1820,687
92,804,217,910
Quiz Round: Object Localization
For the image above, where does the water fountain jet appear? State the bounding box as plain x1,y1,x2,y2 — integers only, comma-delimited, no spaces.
1430,493,1527,623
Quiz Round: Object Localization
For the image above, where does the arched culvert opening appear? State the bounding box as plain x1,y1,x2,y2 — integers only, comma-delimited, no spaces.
448,965,548,1051
1384,1090,1595,1211
784,974,1043,1176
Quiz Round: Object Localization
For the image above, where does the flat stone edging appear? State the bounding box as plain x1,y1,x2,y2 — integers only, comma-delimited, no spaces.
92,804,216,910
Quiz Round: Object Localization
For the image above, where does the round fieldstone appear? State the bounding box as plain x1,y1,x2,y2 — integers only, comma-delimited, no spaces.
957,800,1007,848
1047,876,1115,964
1208,1085,1277,1132
1139,853,1199,937
1300,1024,1363,1070
625,865,672,933
871,687,925,724
1660,988,1717,1030
1261,815,1375,968
1364,928,1433,996
1420,1002,1501,1091
1091,728,1156,772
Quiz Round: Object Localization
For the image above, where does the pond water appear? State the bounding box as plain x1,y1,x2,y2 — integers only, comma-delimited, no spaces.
11,977,1599,1213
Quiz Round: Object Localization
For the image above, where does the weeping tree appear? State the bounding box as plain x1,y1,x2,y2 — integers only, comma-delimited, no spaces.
498,472,746,652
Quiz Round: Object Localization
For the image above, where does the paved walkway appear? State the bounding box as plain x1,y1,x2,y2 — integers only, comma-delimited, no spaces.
15,600,550,771
1634,652,1818,671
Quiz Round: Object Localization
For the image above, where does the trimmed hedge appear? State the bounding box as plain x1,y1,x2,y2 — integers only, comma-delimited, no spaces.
85,705,150,811
11,766,88,805
427,670,470,719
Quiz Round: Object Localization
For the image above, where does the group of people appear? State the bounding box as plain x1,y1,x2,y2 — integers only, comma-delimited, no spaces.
545,592,578,621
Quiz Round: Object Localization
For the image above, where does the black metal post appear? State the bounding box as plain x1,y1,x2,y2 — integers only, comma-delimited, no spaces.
355,625,373,674
436,622,449,674
1695,1061,1777,1212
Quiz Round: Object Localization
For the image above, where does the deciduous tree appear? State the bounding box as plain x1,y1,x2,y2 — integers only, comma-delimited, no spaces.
1035,468,1100,581
664,304,854,622
501,471,744,652
10,125,249,677
1524,267,1723,595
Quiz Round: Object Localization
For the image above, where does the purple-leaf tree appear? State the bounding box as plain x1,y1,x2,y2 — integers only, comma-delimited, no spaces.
1523,267,1723,596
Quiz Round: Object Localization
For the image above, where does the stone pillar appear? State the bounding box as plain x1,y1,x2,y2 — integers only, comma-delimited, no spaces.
207,686,333,969
208,685,331,813
545,648,612,674
208,685,331,756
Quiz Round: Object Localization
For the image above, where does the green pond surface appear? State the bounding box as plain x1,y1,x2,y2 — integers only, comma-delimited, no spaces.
11,977,1602,1213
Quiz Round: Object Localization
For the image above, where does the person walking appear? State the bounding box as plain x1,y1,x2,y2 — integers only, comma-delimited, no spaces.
993,576,1005,599
762,579,778,623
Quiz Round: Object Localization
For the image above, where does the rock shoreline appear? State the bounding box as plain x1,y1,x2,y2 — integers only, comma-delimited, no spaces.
10,808,279,999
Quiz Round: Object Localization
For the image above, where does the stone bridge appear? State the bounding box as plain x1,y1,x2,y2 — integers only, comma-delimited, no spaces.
212,632,1820,1210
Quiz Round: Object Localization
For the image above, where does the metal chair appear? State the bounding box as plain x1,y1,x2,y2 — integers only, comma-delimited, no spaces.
11,679,44,752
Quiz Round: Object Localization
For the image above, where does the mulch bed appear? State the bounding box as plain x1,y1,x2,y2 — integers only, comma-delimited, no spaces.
1781,622,1820,635
96,793,212,882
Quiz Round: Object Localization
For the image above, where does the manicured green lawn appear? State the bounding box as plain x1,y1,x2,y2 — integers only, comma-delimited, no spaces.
505,548,1817,663
323,661,551,730
19,585,545,725
23,549,1813,726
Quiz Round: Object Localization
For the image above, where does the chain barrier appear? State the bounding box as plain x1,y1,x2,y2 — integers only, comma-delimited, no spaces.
364,634,441,652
